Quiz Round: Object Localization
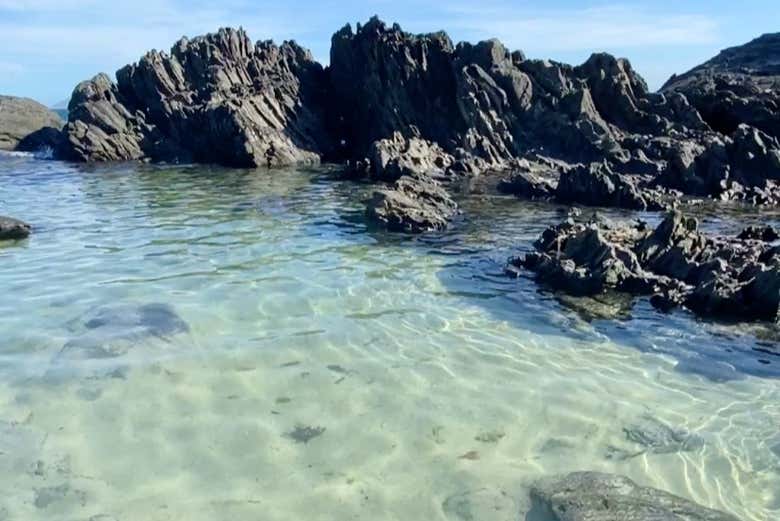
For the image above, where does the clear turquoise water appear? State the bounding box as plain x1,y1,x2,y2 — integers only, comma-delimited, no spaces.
1,152,779,520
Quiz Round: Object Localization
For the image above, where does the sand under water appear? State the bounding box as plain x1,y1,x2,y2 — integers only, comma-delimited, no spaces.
1,153,778,520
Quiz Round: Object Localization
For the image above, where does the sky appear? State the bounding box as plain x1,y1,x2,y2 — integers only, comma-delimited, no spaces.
1,0,778,106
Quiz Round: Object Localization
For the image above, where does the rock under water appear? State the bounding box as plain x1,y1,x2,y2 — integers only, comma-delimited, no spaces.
57,303,190,361
528,472,740,521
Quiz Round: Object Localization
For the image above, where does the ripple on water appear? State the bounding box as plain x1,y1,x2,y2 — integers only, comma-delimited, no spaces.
0,156,779,520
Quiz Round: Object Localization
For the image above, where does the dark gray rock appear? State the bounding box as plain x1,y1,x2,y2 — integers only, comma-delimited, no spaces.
662,33,780,138
556,161,661,211
518,218,660,297
61,73,155,162
0,216,31,240
516,211,780,322
357,133,488,233
661,125,780,203
737,225,779,242
498,157,566,199
329,18,463,160
62,28,333,166
16,126,65,154
366,132,455,182
529,472,741,521
366,173,459,233
55,21,780,215
499,169,558,199
0,95,63,151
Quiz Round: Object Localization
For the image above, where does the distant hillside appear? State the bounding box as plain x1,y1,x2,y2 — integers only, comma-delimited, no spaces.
659,33,780,138
663,32,780,90
51,99,69,110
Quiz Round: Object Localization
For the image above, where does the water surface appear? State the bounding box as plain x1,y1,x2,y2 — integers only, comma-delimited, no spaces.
1,153,778,520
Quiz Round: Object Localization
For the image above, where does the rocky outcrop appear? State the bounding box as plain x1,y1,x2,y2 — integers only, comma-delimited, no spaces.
57,21,780,225
498,157,671,210
513,211,780,322
662,33,780,138
0,95,63,151
61,28,333,166
0,216,31,240
329,19,707,171
556,161,664,211
529,472,740,521
661,125,780,203
329,19,463,159
363,132,455,183
59,20,706,170
358,132,488,231
366,173,459,233
62,73,156,162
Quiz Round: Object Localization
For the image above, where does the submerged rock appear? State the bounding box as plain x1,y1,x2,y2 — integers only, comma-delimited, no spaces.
515,211,780,322
607,415,705,460
0,95,63,152
442,488,519,521
0,216,31,240
623,416,705,454
529,472,740,521
58,303,189,360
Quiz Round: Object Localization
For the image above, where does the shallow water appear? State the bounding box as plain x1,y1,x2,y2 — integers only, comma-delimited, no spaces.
1,153,779,521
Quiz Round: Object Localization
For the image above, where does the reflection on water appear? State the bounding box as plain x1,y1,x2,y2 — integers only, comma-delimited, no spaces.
0,153,779,521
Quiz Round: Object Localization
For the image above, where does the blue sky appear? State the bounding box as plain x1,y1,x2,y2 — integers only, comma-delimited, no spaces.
1,0,778,106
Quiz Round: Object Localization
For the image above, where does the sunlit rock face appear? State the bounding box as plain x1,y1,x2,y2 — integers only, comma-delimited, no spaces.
62,28,334,167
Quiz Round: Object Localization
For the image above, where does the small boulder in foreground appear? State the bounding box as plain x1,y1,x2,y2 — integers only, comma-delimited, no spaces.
366,174,459,233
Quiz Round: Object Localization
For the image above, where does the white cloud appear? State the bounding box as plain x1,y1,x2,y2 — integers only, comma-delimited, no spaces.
443,3,718,53
0,1,302,66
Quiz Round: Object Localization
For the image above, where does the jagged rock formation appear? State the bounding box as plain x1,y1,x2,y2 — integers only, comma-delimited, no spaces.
0,216,31,240
529,472,740,521
359,132,488,231
512,211,780,322
59,20,780,229
663,33,780,138
660,125,780,204
366,173,459,233
0,95,63,152
61,28,333,167
329,19,707,168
